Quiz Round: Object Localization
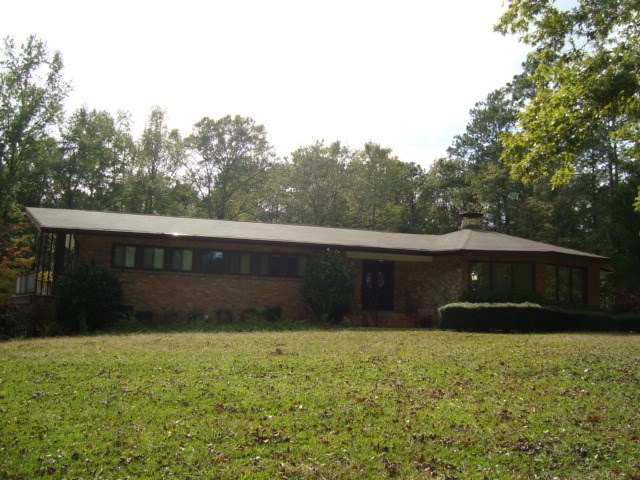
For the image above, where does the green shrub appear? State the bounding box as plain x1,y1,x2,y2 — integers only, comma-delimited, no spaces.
263,305,284,322
113,311,145,333
240,308,260,322
135,310,155,326
301,249,355,323
438,302,640,332
215,308,233,324
54,258,122,333
0,302,57,339
187,310,205,322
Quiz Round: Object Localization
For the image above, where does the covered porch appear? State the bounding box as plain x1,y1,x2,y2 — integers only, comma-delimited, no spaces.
12,232,75,305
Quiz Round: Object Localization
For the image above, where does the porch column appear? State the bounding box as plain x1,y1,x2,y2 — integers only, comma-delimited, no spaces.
53,233,67,293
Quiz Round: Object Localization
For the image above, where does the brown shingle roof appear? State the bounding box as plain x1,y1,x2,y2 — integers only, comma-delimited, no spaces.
25,207,608,261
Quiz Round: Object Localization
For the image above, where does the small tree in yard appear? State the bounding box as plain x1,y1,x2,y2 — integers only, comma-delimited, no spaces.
301,249,355,323
55,258,122,333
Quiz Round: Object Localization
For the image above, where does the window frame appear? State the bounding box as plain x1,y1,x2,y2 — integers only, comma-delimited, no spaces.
469,261,535,301
142,246,166,270
201,249,224,274
544,264,587,304
113,244,137,269
111,244,308,278
170,248,194,272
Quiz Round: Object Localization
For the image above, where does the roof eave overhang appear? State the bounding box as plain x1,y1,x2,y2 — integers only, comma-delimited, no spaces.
43,226,438,257
25,209,609,264
447,248,609,263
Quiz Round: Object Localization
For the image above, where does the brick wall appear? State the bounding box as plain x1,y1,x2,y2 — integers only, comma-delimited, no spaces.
75,233,605,325
349,256,465,328
77,234,317,320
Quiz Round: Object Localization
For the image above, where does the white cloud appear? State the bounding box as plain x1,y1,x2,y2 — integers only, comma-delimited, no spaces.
5,0,529,167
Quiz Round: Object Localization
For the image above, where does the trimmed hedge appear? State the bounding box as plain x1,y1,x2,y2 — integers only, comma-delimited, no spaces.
437,302,640,333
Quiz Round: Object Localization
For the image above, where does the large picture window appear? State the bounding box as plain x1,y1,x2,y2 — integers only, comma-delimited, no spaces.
545,265,586,303
469,261,535,301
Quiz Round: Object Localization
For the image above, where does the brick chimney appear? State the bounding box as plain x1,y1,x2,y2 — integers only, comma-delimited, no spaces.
460,212,483,230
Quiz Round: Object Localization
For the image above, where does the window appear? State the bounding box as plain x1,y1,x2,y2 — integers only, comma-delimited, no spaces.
470,261,535,301
512,263,535,299
113,245,136,268
112,243,308,278
202,250,224,273
545,265,586,303
286,255,308,277
143,247,165,270
257,254,282,276
228,252,251,274
171,249,193,271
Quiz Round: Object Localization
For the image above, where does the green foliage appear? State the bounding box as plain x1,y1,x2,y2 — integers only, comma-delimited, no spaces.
438,302,640,332
0,217,36,306
262,305,284,322
214,308,233,324
419,157,472,233
496,0,640,196
301,249,355,323
1,331,639,478
1,33,638,312
54,107,134,210
0,302,57,339
186,115,274,220
447,85,533,233
240,307,261,322
54,258,122,333
282,140,353,226
0,35,70,218
123,107,195,216
346,143,424,232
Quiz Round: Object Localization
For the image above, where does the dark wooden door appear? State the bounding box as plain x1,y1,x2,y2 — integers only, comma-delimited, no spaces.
361,261,395,311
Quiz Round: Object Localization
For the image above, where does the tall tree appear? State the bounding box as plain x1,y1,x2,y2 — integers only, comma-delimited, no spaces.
54,107,135,210
496,0,640,292
448,87,521,232
255,161,292,223
284,140,353,227
419,157,473,234
125,107,190,215
186,115,274,220
0,35,70,218
347,143,424,232
496,0,640,193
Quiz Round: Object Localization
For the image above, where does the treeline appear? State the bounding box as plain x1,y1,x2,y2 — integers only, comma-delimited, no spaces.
2,0,640,307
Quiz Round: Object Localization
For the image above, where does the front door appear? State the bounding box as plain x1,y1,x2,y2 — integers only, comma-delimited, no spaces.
362,261,395,311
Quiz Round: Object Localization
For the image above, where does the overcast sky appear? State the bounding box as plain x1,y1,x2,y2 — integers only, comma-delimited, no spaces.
5,0,529,168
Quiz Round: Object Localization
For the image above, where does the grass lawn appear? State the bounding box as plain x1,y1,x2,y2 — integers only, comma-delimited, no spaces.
1,330,639,479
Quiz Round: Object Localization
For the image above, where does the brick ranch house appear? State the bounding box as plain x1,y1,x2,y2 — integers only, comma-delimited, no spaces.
15,207,610,327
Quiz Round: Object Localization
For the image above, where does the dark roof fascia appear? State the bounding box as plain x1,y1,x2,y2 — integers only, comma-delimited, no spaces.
446,248,610,264
55,226,439,257
67,227,608,262
24,208,44,231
